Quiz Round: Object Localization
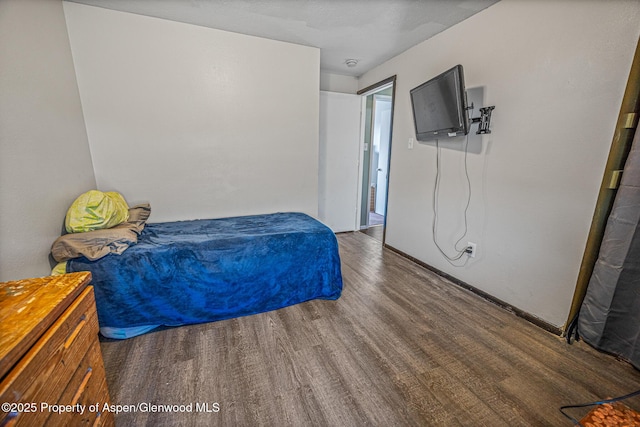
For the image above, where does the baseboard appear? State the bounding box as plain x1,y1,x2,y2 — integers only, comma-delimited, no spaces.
384,243,563,336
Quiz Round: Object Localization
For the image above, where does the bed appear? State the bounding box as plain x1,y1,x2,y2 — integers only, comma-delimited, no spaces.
60,211,343,339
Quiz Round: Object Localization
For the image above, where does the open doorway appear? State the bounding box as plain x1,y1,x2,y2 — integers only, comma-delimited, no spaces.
357,77,396,243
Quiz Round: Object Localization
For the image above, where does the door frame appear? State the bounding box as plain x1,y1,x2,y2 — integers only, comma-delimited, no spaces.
356,75,397,244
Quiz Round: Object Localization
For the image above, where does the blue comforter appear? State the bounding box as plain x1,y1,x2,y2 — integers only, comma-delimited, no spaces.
67,212,343,337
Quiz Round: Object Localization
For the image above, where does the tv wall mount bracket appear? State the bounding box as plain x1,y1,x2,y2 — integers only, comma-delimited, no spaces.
468,104,495,134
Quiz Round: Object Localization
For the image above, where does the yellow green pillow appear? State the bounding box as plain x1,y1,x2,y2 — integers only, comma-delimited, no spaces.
51,262,67,276
65,190,130,233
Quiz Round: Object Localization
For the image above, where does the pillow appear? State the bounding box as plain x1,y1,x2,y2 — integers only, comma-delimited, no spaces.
51,262,67,276
126,203,151,234
65,190,130,233
51,222,139,262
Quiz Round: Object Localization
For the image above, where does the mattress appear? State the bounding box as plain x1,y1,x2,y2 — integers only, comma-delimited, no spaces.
67,212,343,338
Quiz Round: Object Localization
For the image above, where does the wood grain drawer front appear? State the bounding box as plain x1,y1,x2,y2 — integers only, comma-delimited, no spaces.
45,340,114,427
0,287,101,427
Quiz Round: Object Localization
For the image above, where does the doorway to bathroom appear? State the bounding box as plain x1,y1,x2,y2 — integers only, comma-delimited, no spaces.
358,77,395,243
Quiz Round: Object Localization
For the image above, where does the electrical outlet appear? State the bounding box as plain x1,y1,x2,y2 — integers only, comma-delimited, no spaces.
466,242,477,258
408,138,414,149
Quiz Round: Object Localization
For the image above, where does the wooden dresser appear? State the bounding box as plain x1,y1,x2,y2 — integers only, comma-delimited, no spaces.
0,272,114,426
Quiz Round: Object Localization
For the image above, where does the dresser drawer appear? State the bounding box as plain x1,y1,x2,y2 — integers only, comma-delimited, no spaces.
0,286,101,426
44,339,114,427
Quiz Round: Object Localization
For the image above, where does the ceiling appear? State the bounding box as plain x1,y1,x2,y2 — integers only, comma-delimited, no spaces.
67,0,500,77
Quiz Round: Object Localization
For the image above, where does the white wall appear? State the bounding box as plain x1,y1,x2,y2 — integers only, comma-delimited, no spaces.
358,0,640,327
318,91,362,232
320,71,359,94
64,3,320,223
0,0,96,281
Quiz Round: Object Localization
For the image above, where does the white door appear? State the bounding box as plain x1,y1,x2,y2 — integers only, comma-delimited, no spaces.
318,91,361,232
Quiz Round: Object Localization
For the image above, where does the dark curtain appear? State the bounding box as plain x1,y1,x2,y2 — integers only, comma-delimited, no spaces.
578,129,640,369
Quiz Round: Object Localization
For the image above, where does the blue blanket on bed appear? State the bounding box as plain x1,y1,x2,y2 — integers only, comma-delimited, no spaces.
67,212,342,336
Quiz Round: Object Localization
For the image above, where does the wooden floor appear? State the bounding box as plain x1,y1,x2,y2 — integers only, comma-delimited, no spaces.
100,232,640,426
360,225,383,241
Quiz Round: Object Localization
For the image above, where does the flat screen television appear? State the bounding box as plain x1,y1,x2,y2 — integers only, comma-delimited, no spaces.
410,65,469,141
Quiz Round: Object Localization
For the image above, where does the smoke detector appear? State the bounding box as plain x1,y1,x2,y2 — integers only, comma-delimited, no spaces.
345,59,358,68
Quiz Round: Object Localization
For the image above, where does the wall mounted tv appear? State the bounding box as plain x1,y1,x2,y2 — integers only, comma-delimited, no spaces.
410,64,469,141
